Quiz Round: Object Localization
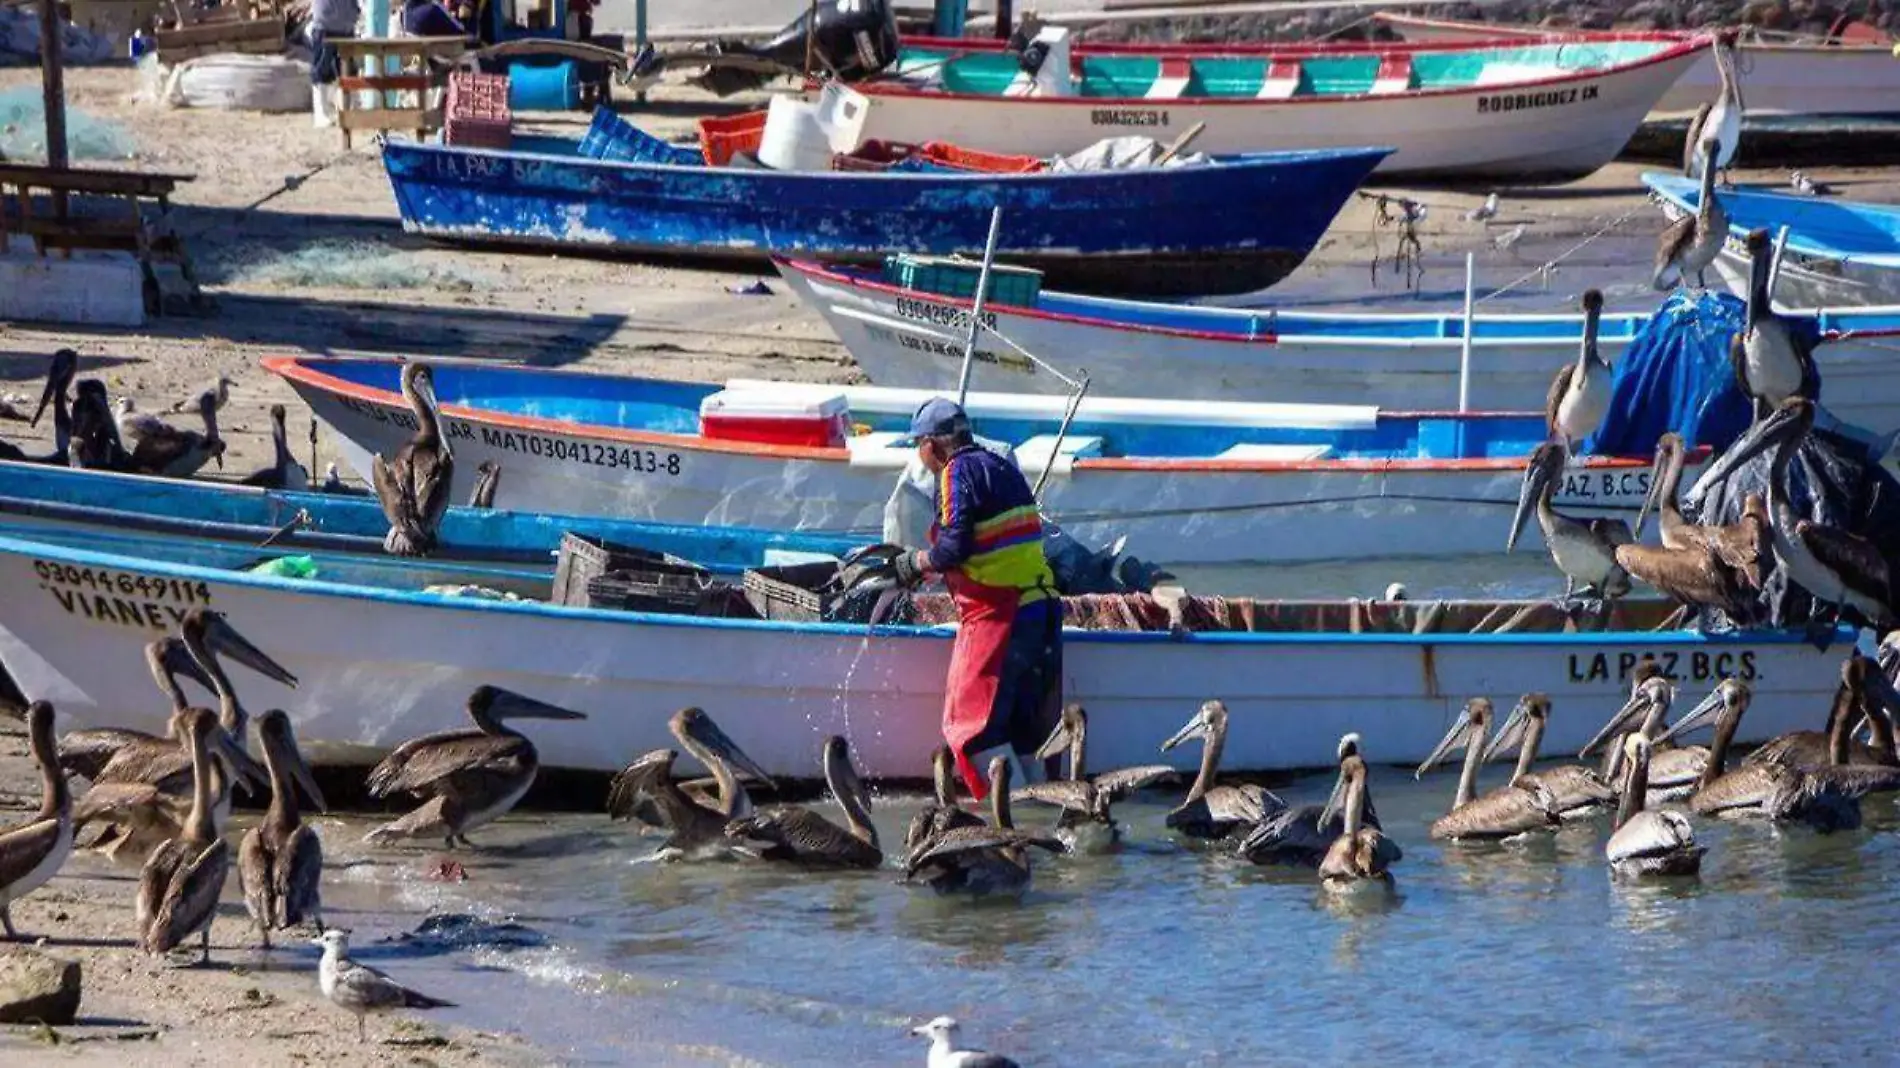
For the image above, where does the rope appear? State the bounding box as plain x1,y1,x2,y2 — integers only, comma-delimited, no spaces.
1475,202,1648,305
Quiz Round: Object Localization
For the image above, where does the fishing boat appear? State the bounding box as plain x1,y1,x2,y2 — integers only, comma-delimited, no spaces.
273,355,1679,566
380,109,1388,297
775,257,1900,429
0,528,1848,777
829,32,1707,180
1645,172,1900,307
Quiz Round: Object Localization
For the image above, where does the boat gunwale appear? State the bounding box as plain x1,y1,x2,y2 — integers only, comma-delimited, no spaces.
0,530,1839,648
269,355,1685,474
1371,12,1898,56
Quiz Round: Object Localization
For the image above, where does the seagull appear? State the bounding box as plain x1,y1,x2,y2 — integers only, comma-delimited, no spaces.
911,1016,1021,1068
1492,224,1527,253
1789,170,1831,196
313,929,456,1043
1466,192,1500,222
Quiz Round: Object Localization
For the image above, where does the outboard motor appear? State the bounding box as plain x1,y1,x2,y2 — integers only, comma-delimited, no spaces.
697,0,899,96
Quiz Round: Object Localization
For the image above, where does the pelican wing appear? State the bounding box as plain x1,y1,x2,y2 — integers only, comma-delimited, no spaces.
1544,363,1576,437
1520,765,1615,813
1806,764,1900,799
135,839,191,932
411,446,455,538
904,803,983,854
1606,809,1695,864
1430,784,1559,840
144,839,229,954
95,742,191,791
910,825,1064,868
727,807,880,868
1203,783,1283,826
1235,803,1331,865
238,828,272,929
59,727,164,781
604,748,674,823
275,824,323,927
1011,781,1093,813
1796,522,1892,605
365,728,503,797
1652,216,1694,289
73,781,185,826
0,817,63,889
1744,730,1828,768
1091,764,1178,799
1614,543,1748,616
1688,765,1788,815
1647,746,1708,792
370,452,409,532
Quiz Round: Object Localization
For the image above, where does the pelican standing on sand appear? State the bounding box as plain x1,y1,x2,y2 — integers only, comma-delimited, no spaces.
241,404,311,490
1654,139,1728,291
1479,693,1615,820
1545,289,1610,456
136,708,231,964
726,735,882,869
1605,734,1703,878
1318,733,1400,890
912,1017,1021,1068
1160,699,1285,840
1733,229,1817,420
604,706,774,854
1416,698,1559,840
0,702,73,939
1685,39,1743,183
314,929,456,1044
906,755,1065,896
120,391,225,477
365,686,586,848
239,710,327,947
373,361,455,556
1508,442,1633,602
0,349,76,466
1011,704,1174,853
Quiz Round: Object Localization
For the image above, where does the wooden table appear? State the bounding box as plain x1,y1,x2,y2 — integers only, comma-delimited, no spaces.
0,164,204,312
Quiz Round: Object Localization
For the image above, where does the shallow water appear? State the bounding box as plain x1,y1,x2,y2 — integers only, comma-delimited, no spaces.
332,764,1900,1067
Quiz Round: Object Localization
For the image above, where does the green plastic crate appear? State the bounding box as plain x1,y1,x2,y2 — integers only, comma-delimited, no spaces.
881,254,1043,306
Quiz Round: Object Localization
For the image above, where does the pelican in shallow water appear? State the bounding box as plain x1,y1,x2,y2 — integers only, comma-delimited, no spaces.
314,929,456,1044
1416,698,1559,840
1605,734,1703,879
1733,230,1818,420
1509,442,1632,602
241,404,310,490
0,349,76,466
239,710,327,947
1318,733,1400,891
0,702,73,939
1479,693,1615,820
1635,433,1766,591
1236,732,1382,867
1655,678,1869,830
120,390,225,477
136,708,231,964
1581,674,1709,803
905,755,1065,897
912,1016,1020,1068
1654,138,1727,291
1747,652,1898,770
1685,39,1743,183
373,361,454,556
726,735,881,869
605,706,774,854
904,745,983,857
1544,289,1610,454
1011,704,1174,853
1160,699,1286,840
365,686,586,848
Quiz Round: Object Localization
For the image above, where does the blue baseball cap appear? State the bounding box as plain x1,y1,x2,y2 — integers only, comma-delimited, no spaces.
908,397,969,439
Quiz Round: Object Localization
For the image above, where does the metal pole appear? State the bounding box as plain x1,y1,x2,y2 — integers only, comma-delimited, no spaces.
1768,224,1792,300
955,205,1004,407
1032,373,1089,500
1458,251,1475,413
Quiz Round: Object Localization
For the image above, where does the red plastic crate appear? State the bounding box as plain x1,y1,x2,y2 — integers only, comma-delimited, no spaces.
699,110,768,165
445,72,512,149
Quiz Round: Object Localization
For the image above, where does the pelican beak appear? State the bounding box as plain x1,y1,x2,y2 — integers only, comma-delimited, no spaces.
1579,688,1653,759
1415,706,1472,779
292,741,327,812
682,712,775,790
1160,711,1209,753
1318,763,1350,831
1481,698,1531,764
1634,442,1669,540
1034,717,1073,761
31,367,60,429
267,716,328,812
1507,451,1553,554
209,616,299,689
228,737,271,797
489,689,587,722
1655,686,1726,746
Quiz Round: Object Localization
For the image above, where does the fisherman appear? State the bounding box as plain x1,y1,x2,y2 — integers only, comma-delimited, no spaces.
891,398,1061,797
304,0,360,129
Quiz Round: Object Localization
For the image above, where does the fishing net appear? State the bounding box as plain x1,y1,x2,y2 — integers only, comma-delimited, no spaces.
218,239,491,291
0,87,138,162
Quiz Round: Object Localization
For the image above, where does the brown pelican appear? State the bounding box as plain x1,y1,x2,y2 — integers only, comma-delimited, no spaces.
1011,704,1174,853
468,460,501,508
1605,734,1703,878
1237,732,1382,867
1416,698,1560,840
1635,433,1766,591
58,636,211,782
69,379,131,470
904,755,1064,896
604,706,774,854
238,710,327,948
313,929,456,1044
1745,653,1895,770
120,391,224,477
1160,699,1286,840
725,735,881,869
1479,693,1615,820
1679,102,1712,176
180,607,290,791
904,744,983,857
74,708,251,863
136,707,231,963
1733,230,1818,420
241,404,310,490
1317,734,1401,891
0,702,74,939
1654,677,1864,830
1685,39,1743,183
1654,139,1727,291
1613,529,1756,620
1508,442,1633,601
0,349,76,466
364,686,586,848
373,361,454,556
1580,674,1709,803
912,1017,1020,1068
1544,289,1610,455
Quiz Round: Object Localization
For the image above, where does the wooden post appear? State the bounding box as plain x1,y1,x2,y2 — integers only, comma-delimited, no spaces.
994,0,1012,39
39,0,67,170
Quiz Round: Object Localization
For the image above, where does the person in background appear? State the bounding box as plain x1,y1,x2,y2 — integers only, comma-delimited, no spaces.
892,398,1062,797
568,0,594,40
402,0,466,36
307,0,360,128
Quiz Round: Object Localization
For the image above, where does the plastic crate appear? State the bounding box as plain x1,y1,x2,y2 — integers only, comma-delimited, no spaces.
586,569,733,616
699,110,768,165
445,72,513,150
881,254,1043,306
551,532,704,607
579,106,701,165
742,561,841,622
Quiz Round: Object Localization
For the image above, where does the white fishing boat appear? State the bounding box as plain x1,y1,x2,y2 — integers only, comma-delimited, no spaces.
269,356,1677,566
0,529,1846,777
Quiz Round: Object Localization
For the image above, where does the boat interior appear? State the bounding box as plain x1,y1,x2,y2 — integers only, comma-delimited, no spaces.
1645,172,1900,267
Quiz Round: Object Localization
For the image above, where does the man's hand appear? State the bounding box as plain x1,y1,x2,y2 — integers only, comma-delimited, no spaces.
891,550,928,589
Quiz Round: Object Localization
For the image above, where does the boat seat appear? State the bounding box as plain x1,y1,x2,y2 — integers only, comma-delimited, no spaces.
1369,54,1415,95
1014,434,1104,477
1146,57,1194,100
1256,59,1303,100
1216,443,1334,463
845,430,914,469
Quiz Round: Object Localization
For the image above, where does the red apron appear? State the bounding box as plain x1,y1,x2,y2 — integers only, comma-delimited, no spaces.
940,568,1019,799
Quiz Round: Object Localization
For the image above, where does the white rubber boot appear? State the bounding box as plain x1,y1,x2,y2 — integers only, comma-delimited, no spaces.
312,84,336,129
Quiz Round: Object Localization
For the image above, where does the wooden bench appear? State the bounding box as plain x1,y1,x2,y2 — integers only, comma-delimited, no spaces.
0,164,204,311
333,36,469,149
153,0,288,64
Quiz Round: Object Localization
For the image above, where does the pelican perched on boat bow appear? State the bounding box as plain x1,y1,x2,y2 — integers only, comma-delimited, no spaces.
1636,433,1766,591
906,755,1065,896
0,349,76,466
1417,698,1559,840
136,707,232,963
241,404,310,490
1237,732,1383,867
120,390,225,477
1544,289,1610,455
1318,735,1400,891
373,361,454,556
1509,442,1633,602
726,735,881,869
1655,678,1865,830
1479,693,1615,820
1160,699,1286,840
1605,734,1703,879
1733,229,1818,420
1654,138,1728,291
59,636,212,782
1685,38,1743,184
1012,704,1174,853
365,686,586,848
0,702,73,939
605,706,774,854
239,710,327,947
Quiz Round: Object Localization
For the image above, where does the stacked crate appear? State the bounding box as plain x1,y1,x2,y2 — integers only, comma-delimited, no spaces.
444,72,512,150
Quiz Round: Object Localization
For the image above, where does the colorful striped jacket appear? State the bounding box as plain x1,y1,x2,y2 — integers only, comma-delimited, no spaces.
925,444,1055,603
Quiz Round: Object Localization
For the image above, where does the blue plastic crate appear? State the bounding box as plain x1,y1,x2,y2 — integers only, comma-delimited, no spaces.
881,254,1042,306
578,107,702,166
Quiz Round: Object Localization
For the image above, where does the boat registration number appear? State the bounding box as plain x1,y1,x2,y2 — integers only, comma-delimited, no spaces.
333,396,681,476
1555,469,1650,503
1477,84,1599,114
1566,650,1759,685
33,559,211,632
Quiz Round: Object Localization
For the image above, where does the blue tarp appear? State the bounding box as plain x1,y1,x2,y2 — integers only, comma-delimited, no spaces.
1581,289,1820,457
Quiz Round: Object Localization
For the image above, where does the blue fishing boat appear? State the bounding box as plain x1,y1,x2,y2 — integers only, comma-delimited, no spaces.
1645,171,1900,306
379,110,1391,296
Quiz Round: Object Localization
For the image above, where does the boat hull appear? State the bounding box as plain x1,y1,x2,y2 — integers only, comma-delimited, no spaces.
0,534,1845,777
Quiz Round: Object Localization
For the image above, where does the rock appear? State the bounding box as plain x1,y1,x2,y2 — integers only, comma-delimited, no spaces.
0,946,80,1025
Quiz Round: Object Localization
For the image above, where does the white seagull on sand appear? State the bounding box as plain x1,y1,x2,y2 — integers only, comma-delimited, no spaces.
313,929,456,1043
